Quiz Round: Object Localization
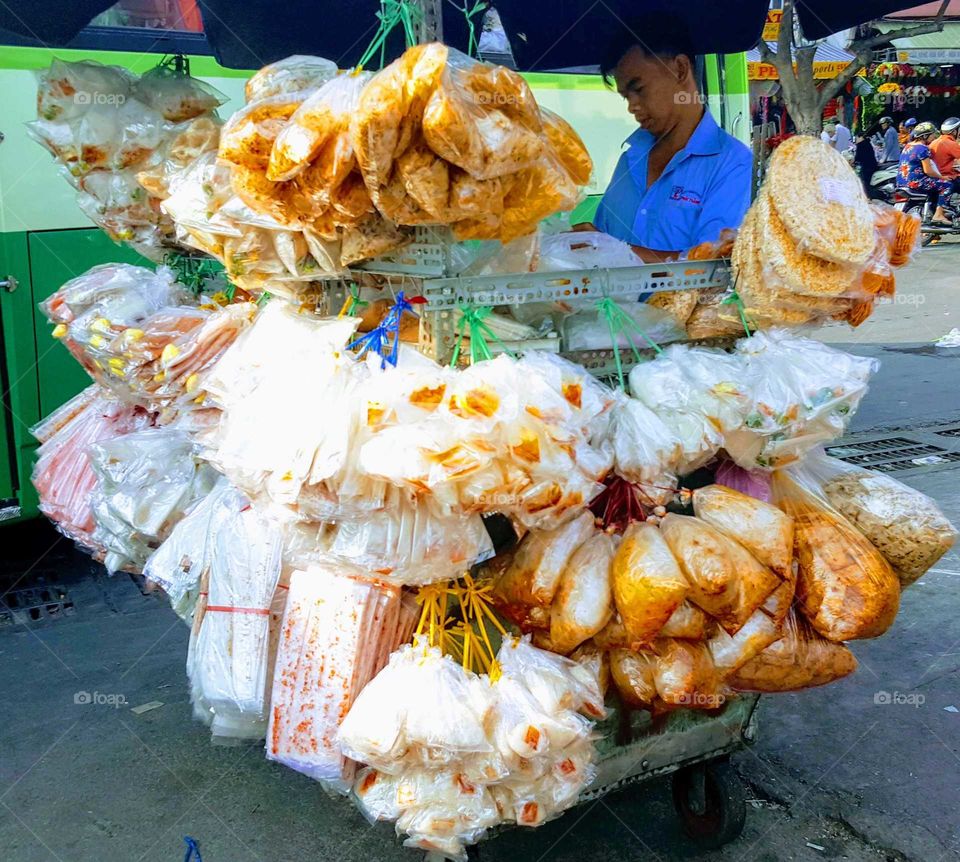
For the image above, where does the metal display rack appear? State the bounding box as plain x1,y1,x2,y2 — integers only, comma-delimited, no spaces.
335,227,734,371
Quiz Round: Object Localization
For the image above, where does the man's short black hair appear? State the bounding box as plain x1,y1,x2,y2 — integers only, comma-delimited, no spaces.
601,12,697,85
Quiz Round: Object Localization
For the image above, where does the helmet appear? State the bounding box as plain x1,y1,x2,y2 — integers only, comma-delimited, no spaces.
904,117,918,128
941,116,960,134
879,116,893,125
912,121,937,139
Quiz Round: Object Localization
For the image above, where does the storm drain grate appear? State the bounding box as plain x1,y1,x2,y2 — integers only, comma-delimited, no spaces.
865,452,960,473
827,437,917,454
826,441,947,466
0,585,75,626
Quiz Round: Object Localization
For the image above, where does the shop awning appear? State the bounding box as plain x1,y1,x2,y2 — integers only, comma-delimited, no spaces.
876,20,960,62
0,0,948,71
745,41,865,80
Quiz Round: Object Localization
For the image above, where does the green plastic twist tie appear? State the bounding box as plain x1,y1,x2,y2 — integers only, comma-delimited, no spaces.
450,305,516,366
595,296,662,391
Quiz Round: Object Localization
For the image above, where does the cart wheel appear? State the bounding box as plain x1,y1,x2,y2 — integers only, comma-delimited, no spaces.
671,760,747,849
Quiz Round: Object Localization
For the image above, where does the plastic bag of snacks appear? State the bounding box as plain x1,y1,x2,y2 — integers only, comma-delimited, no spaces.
32,391,152,549
193,498,283,718
338,639,495,775
691,484,794,580
603,392,681,507
245,55,338,103
729,609,857,692
491,511,595,630
35,59,134,122
629,344,749,474
133,65,226,123
794,450,956,587
89,427,218,572
269,567,406,788
724,329,878,470
659,514,781,636
143,477,236,621
268,72,370,181
549,532,618,654
772,471,900,641
611,522,689,647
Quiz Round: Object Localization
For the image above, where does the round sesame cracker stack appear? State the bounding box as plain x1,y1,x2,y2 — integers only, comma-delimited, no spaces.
765,136,875,266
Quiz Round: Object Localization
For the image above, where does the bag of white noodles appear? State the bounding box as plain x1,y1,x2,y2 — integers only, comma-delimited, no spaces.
193,499,283,719
792,449,956,587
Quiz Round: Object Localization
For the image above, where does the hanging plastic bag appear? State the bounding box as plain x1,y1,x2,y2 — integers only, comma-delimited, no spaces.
549,532,617,655
728,609,858,692
219,90,310,170
611,522,689,647
540,108,592,187
772,471,900,641
32,393,151,550
725,329,878,470
193,496,282,719
245,55,338,103
422,48,544,182
809,453,956,586
659,514,780,635
133,65,226,122
35,59,134,123
268,72,370,181
269,567,405,787
713,460,773,502
603,392,681,507
652,639,722,708
692,484,794,580
609,648,658,709
707,608,782,677
89,427,218,572
492,511,594,629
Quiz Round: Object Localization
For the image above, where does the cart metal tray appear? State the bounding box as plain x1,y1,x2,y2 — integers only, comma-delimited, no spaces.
329,255,733,371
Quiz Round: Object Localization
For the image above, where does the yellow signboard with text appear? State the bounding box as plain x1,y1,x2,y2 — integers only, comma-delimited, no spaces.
747,60,866,81
762,9,783,41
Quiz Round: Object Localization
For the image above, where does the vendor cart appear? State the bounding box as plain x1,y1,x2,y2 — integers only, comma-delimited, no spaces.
330,240,759,858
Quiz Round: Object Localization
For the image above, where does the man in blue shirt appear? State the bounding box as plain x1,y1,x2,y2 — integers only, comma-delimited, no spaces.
581,15,752,261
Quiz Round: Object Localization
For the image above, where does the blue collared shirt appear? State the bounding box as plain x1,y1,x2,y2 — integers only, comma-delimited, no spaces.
595,110,752,252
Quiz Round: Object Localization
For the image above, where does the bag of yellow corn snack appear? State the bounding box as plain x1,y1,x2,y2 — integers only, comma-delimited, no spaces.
772,471,900,641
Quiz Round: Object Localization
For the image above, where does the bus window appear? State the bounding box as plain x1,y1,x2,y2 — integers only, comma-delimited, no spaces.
89,0,204,33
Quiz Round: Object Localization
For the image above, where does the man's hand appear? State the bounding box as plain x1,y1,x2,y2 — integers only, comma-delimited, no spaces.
629,244,680,263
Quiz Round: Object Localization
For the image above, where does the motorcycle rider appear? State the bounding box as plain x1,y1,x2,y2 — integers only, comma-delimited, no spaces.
877,116,900,162
899,117,917,146
898,121,952,226
930,117,960,194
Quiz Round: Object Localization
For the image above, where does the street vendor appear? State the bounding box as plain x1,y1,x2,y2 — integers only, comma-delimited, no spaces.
577,15,752,262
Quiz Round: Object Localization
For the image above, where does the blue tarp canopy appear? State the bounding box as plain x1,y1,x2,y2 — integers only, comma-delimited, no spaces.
0,0,941,70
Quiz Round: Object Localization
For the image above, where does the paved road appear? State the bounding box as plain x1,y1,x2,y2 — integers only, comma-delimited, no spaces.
1,250,958,861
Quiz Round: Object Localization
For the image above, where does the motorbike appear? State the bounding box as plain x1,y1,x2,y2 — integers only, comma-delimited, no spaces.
870,161,900,204
893,185,960,247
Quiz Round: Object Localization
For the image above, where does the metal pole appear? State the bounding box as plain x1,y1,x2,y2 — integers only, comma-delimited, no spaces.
415,0,443,43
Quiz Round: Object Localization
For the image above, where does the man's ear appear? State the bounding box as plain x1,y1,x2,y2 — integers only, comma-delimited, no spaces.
675,54,693,84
